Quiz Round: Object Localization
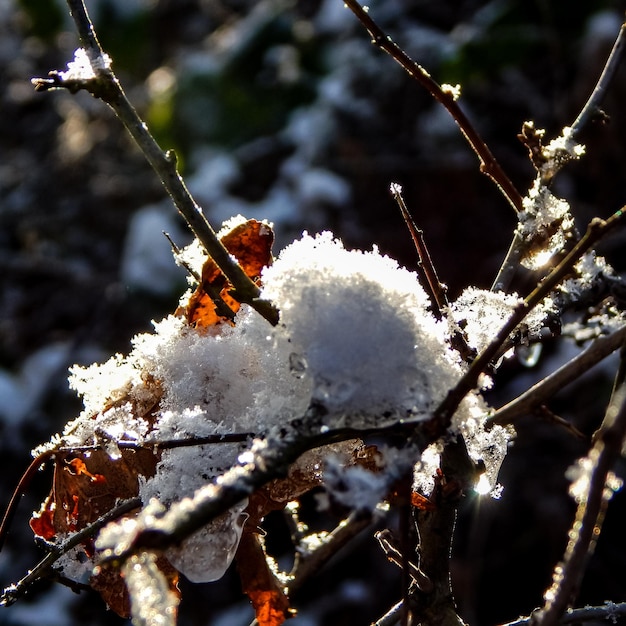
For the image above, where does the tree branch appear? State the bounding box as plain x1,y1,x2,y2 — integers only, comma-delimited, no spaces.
33,0,279,326
532,348,626,626
486,324,626,428
344,0,523,214
570,19,626,140
430,208,626,439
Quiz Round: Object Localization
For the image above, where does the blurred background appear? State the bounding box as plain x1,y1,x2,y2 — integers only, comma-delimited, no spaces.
1,0,626,624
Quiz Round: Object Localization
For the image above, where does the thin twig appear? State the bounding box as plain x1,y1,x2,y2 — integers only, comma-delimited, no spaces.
1,497,141,607
532,354,626,626
390,183,449,317
288,511,373,594
486,324,626,428
373,600,404,626
375,529,432,593
390,183,475,362
35,0,279,325
95,414,413,567
0,449,57,554
501,602,626,626
570,19,626,140
492,18,626,293
344,0,523,214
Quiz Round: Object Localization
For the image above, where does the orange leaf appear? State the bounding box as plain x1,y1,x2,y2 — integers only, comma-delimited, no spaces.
30,447,160,616
236,532,294,626
185,219,274,328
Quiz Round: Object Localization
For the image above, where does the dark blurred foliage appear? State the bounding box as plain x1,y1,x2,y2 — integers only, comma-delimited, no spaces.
2,0,626,625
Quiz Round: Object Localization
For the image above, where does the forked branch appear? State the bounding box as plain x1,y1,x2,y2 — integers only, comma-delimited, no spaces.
32,0,279,326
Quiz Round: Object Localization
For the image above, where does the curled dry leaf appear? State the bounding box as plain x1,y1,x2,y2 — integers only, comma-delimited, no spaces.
184,219,274,328
30,447,164,616
237,532,295,626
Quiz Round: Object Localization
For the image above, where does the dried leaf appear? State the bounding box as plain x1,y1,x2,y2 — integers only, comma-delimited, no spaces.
30,447,161,616
185,219,274,328
30,448,157,540
236,532,294,626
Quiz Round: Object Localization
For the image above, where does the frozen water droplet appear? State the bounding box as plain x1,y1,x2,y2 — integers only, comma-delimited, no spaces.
289,352,308,379
516,343,542,368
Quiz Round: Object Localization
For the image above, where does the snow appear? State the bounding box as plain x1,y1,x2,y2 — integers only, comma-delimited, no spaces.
38,222,516,585
58,48,111,82
517,178,575,270
450,287,555,359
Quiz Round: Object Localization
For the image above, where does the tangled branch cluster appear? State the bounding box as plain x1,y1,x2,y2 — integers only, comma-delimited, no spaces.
2,2,626,626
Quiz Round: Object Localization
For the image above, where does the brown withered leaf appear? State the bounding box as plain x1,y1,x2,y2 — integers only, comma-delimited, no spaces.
29,446,176,617
185,219,274,328
30,448,157,541
237,532,295,626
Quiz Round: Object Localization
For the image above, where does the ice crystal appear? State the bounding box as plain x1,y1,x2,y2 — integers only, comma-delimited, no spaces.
122,551,179,626
540,126,586,179
59,48,111,82
450,287,554,361
517,178,575,270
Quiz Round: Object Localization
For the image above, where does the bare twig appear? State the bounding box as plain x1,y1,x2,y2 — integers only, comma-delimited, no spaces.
532,350,626,626
0,449,58,554
390,183,449,317
375,529,433,593
492,18,626,293
94,413,412,567
502,602,626,626
288,511,373,594
486,324,626,428
344,0,523,214
390,183,475,363
0,497,141,607
33,0,279,326
570,19,626,140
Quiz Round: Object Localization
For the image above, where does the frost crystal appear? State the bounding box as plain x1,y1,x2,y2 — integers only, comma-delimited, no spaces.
540,126,586,179
517,178,575,270
450,287,554,361
122,551,179,626
559,251,614,299
59,48,111,82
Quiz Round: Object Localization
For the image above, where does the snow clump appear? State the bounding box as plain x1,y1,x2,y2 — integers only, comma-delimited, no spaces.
41,224,514,584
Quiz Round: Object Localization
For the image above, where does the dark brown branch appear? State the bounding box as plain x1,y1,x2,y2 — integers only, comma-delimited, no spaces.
390,183,449,317
410,439,474,626
344,0,523,214
486,324,626,428
390,183,475,363
95,415,415,568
